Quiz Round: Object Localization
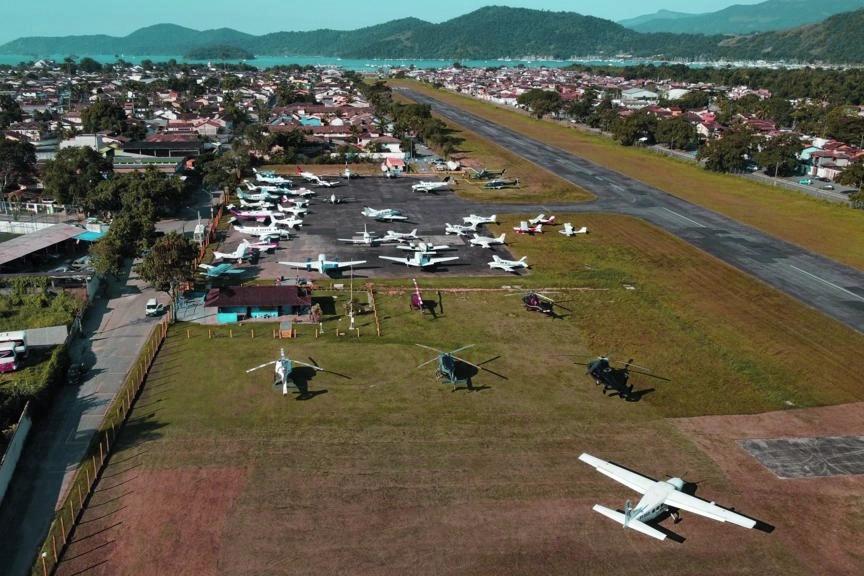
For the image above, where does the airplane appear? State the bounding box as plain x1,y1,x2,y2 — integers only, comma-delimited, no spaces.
238,198,275,209
362,206,408,222
379,252,459,269
463,214,497,227
560,223,589,236
412,176,452,194
237,188,281,202
396,241,452,254
381,229,419,243
269,214,304,229
276,203,309,216
469,233,506,249
444,222,477,236
578,453,757,541
467,167,506,180
233,221,293,240
228,207,274,221
339,224,380,246
513,221,543,235
281,197,310,207
296,167,339,187
253,182,294,195
281,187,316,198
253,168,292,186
484,177,520,190
247,239,279,253
279,254,366,275
488,255,529,273
198,263,245,277
246,348,325,396
213,240,251,262
529,214,556,226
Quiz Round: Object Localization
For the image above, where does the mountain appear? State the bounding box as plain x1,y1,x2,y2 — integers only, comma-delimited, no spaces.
618,10,693,29
623,0,864,35
2,6,864,63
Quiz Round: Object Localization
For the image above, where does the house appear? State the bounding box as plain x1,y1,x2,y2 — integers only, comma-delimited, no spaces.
204,285,313,324
621,88,659,109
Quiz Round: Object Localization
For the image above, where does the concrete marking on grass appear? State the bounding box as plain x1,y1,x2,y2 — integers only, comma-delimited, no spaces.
661,207,707,229
790,266,864,303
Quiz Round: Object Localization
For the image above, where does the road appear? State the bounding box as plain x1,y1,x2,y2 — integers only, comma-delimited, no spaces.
399,88,864,333
0,268,168,576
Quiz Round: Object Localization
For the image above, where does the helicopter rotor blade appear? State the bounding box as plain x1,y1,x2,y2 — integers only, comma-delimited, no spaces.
416,357,440,369
292,359,325,371
449,344,475,355
246,360,278,373
415,343,446,354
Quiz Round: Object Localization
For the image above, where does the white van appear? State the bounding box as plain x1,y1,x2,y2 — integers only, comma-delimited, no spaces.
0,331,27,356
145,299,163,317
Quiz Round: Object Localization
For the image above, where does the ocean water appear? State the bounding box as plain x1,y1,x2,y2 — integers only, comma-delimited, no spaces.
0,53,673,70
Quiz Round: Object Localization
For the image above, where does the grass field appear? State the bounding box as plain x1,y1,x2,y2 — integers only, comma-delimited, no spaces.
53,214,864,575
392,91,593,204
391,80,864,271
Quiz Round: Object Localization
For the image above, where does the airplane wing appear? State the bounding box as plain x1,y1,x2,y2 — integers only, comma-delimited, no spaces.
332,260,367,269
379,256,411,265
338,238,361,243
427,257,458,266
578,453,655,495
663,490,756,529
380,215,408,221
279,261,311,269
592,505,667,541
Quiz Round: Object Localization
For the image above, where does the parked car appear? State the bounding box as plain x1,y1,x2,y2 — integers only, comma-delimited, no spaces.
798,178,813,185
145,299,164,317
821,184,835,190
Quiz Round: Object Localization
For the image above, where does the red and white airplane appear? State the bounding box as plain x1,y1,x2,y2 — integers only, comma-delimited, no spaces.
513,221,543,235
529,214,556,226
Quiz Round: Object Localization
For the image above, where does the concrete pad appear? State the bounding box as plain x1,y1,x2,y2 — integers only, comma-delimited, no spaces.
741,436,864,479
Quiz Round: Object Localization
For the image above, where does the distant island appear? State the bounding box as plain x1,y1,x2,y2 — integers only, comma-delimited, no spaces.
184,44,254,60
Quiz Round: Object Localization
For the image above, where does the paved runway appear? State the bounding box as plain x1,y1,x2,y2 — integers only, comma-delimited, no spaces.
741,437,864,478
399,88,864,333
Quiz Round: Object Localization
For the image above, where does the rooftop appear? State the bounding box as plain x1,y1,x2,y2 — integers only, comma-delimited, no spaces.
0,224,88,268
205,285,312,308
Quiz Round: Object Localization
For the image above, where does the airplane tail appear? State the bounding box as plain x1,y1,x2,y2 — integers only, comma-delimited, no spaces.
519,256,527,263
536,224,542,233
491,214,497,222
498,233,506,243
592,504,667,541
410,228,417,237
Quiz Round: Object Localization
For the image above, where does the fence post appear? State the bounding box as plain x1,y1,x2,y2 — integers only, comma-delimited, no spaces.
52,534,57,563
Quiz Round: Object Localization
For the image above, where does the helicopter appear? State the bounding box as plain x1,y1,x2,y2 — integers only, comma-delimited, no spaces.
245,348,326,397
520,292,572,318
577,355,668,400
415,344,505,390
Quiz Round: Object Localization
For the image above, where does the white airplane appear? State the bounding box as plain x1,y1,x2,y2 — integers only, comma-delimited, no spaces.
463,214,497,227
198,263,245,277
362,206,408,222
578,453,757,541
412,176,452,193
488,255,529,273
339,224,379,246
469,233,506,249
381,229,419,243
276,203,308,216
253,168,292,185
238,198,274,209
247,239,279,252
529,214,556,226
213,240,251,262
253,182,293,194
269,214,304,229
396,241,451,254
513,221,543,235
380,252,459,269
296,167,339,187
560,223,589,236
228,206,273,221
281,187,316,198
279,254,367,274
282,197,310,207
237,189,280,203
233,221,293,240
444,222,477,236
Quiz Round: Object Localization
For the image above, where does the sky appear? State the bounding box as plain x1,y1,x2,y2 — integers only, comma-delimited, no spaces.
1,0,765,44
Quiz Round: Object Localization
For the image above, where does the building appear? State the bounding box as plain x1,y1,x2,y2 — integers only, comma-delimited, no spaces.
204,285,313,324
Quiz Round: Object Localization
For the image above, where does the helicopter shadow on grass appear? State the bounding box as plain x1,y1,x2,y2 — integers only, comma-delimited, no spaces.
597,367,656,402
280,367,329,401
447,361,491,392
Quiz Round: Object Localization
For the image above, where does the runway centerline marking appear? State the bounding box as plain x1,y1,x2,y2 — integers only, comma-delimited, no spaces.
661,207,706,228
790,266,864,302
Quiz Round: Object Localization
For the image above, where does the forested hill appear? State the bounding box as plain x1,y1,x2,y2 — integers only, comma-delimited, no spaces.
2,6,864,64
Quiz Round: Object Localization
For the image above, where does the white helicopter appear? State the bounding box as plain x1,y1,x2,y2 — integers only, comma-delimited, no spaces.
362,206,408,222
380,252,459,269
469,233,506,249
412,176,452,193
381,229,420,243
579,453,757,541
560,223,589,236
245,348,325,396
463,214,497,227
488,255,529,273
444,222,478,236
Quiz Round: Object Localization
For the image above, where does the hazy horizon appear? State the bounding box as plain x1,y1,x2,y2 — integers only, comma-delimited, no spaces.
1,1,765,44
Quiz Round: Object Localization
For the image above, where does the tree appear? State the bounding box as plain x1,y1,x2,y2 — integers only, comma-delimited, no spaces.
756,133,803,177
136,232,197,308
89,202,156,277
81,100,143,138
517,89,563,119
837,159,864,191
655,117,699,150
78,57,103,73
86,169,188,217
698,129,755,173
612,111,657,146
0,95,22,128
565,88,596,123
0,140,36,192
673,90,711,111
201,148,251,192
41,146,112,205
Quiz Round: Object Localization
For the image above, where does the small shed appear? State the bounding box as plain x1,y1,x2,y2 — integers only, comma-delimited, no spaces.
204,286,313,324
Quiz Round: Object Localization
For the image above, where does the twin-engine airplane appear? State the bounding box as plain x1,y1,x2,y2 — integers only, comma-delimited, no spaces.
412,177,452,193
578,453,757,541
488,255,528,273
362,206,409,222
380,252,459,269
469,233,506,249
279,254,367,274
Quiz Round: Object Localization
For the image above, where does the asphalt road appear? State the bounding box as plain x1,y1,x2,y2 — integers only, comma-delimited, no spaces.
399,88,864,333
